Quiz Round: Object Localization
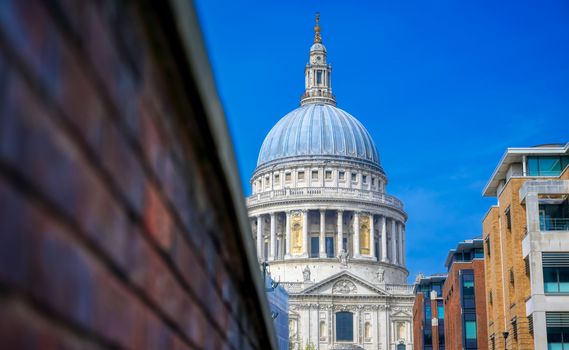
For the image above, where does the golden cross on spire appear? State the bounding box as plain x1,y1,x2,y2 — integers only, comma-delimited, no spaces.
314,12,322,43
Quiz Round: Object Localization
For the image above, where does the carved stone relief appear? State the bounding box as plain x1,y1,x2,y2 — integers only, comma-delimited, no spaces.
332,279,357,294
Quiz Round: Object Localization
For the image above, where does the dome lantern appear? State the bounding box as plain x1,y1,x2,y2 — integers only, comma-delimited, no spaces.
301,14,336,106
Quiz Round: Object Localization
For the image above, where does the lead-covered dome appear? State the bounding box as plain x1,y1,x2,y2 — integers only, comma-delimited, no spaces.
257,103,381,168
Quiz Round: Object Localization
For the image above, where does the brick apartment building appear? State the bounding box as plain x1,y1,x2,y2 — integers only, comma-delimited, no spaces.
482,143,569,350
442,238,487,350
413,274,447,350
0,1,276,349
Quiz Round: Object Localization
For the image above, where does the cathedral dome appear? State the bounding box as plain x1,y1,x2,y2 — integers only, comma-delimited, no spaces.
256,103,381,168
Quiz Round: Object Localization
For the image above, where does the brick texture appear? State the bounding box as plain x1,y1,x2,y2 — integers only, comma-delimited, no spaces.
483,178,534,350
0,1,272,349
412,292,425,350
442,260,488,350
413,291,444,350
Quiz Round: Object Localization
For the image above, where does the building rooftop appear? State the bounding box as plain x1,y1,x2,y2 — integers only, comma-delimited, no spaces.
444,238,484,269
413,273,448,294
482,143,569,197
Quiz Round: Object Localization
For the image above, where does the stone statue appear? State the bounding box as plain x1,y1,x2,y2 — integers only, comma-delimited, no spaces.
377,268,385,283
338,249,349,267
414,273,425,285
302,265,311,282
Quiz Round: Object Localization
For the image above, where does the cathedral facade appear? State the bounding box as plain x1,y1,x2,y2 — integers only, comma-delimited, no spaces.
247,16,414,350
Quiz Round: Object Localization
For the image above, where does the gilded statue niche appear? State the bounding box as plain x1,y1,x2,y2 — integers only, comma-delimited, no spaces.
359,215,370,255
291,211,303,255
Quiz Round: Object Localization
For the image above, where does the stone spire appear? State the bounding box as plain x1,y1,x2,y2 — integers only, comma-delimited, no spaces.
300,13,336,106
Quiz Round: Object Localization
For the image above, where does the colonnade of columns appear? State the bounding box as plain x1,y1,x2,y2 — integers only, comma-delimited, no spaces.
253,209,405,266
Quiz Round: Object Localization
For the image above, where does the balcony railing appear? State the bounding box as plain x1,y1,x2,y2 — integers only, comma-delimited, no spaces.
247,187,403,209
540,218,569,231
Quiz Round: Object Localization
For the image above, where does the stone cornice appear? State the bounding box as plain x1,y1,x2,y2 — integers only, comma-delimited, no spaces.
248,200,407,222
268,258,409,275
252,156,385,177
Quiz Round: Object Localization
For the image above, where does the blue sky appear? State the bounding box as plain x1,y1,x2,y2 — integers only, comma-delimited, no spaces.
194,0,569,280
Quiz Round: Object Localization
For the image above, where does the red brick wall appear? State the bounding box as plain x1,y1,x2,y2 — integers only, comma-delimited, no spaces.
413,292,425,350
0,1,272,349
431,297,441,350
442,260,488,350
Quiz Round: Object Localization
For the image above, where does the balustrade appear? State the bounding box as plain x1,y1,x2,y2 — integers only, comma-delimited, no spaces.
248,187,403,209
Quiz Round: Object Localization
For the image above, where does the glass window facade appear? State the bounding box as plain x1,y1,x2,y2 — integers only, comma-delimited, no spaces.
448,248,483,270
310,237,319,258
544,267,569,293
325,236,334,258
547,327,569,350
438,302,445,320
527,156,569,176
461,270,478,349
416,278,447,350
465,320,477,340
539,201,569,231
438,300,445,348
474,248,484,259
336,312,353,341
425,304,432,320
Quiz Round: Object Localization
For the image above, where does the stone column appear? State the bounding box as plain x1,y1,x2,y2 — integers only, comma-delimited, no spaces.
381,216,388,262
337,210,344,255
256,215,263,261
269,212,276,261
402,225,406,266
526,193,540,233
391,219,397,264
302,210,308,257
353,212,360,258
370,214,375,259
319,209,326,258
398,222,404,265
285,211,291,259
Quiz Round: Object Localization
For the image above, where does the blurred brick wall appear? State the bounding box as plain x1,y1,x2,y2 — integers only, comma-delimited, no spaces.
0,1,272,349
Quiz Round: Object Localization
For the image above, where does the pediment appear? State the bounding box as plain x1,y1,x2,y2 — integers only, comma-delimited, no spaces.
300,271,390,296
390,309,412,318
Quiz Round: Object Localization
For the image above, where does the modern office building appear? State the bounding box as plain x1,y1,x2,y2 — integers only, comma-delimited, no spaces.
482,143,569,350
247,15,414,350
442,238,487,350
413,274,447,350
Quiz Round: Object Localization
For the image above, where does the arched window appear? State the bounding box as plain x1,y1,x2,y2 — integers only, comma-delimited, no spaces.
396,344,406,350
364,322,371,339
336,311,353,341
